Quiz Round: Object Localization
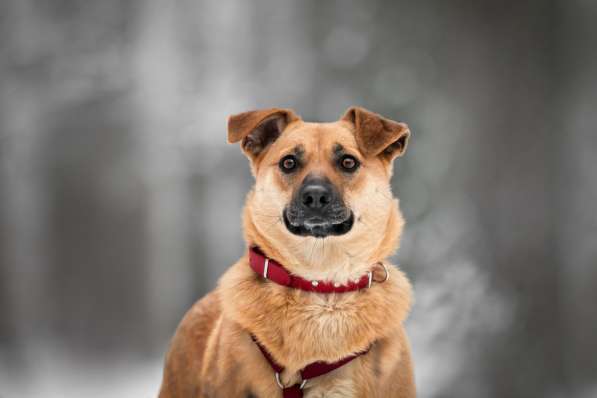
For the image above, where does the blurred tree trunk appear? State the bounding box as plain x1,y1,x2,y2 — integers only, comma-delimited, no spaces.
556,0,597,390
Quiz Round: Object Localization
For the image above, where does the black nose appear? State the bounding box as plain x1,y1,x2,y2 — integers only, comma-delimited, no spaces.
302,185,331,209
299,176,336,211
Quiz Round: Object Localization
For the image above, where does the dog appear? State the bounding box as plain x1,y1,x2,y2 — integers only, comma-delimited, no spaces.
158,106,415,397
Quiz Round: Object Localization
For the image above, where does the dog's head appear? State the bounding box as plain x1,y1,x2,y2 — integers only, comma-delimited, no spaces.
228,107,410,273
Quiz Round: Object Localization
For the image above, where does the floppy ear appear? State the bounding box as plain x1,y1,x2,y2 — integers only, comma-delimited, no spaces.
227,108,299,160
342,106,410,161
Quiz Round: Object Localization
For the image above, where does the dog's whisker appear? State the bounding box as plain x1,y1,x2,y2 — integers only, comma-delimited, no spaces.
288,239,308,250
258,218,283,233
253,212,281,219
255,187,286,196
373,187,394,203
267,218,283,227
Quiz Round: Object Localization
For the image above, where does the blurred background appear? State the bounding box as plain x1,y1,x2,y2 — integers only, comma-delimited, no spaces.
1,0,596,397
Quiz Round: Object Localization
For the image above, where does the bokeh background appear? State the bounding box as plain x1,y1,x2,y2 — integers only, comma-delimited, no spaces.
1,0,597,397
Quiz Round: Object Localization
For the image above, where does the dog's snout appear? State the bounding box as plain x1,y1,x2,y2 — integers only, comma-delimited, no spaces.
297,175,337,212
301,184,332,209
285,173,353,237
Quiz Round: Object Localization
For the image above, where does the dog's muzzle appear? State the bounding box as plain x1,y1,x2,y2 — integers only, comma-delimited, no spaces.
283,174,354,238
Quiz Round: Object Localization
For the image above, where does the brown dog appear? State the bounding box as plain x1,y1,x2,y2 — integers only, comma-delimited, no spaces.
158,107,415,397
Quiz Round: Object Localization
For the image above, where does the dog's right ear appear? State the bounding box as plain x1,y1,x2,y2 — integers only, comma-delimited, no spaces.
227,108,299,161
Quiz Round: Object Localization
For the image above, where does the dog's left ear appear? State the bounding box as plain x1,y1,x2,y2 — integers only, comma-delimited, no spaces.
228,108,299,161
342,106,411,161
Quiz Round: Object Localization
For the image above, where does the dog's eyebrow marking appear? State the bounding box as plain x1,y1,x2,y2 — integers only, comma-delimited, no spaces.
333,143,361,161
292,144,305,159
333,143,345,156
333,143,355,161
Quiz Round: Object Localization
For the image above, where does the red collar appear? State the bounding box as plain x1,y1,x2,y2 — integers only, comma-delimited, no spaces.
248,247,389,294
252,335,370,398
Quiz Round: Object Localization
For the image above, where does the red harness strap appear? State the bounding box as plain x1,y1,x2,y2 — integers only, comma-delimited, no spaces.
252,336,369,398
249,247,389,293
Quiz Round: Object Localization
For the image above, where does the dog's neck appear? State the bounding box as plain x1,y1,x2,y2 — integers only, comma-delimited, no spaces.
218,203,411,373
219,215,412,372
243,204,403,284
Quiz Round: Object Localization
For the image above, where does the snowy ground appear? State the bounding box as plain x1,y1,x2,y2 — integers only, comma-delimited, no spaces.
0,346,163,398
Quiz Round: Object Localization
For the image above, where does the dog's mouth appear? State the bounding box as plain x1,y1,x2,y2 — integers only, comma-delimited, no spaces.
283,208,354,238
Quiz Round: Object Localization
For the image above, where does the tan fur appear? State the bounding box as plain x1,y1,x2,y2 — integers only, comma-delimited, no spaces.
159,107,416,398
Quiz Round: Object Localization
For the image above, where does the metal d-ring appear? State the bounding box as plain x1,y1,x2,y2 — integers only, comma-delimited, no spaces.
275,372,284,389
370,262,390,285
380,262,390,282
275,372,308,390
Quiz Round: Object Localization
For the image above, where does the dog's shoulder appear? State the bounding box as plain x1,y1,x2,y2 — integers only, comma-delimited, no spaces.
159,291,222,397
181,290,222,344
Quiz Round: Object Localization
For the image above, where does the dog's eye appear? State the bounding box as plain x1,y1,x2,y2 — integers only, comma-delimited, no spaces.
279,155,298,173
340,155,359,172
